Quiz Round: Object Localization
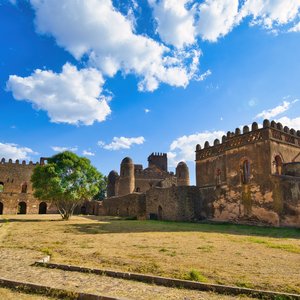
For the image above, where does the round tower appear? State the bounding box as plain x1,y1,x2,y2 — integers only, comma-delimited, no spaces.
176,161,190,186
118,157,135,196
107,170,119,198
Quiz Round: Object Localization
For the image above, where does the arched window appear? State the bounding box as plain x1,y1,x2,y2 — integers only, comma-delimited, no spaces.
274,155,283,175
21,182,27,193
0,202,3,214
241,160,250,184
0,182,3,193
39,202,47,214
18,202,27,214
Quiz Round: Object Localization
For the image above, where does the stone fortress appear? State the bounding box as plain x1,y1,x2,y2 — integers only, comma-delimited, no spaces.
107,152,190,197
0,119,300,227
102,119,300,227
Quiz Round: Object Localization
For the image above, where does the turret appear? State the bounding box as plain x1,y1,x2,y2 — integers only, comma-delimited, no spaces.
107,170,119,197
176,161,190,186
118,157,135,196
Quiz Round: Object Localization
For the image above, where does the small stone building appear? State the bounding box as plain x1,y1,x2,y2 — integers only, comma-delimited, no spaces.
0,157,56,214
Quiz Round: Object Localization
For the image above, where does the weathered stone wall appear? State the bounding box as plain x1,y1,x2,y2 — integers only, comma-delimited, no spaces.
145,186,202,221
0,159,56,214
101,193,146,219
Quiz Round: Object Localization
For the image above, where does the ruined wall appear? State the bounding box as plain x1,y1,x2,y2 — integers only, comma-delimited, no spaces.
145,186,203,221
0,159,56,214
102,193,146,219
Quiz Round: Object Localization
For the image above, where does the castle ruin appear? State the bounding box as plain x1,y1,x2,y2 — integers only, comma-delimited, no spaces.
102,120,300,227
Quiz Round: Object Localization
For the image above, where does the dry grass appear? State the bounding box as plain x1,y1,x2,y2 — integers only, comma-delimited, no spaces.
1,214,299,294
0,288,55,299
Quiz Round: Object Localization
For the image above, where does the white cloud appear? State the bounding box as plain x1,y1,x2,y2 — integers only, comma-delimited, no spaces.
275,116,300,130
194,0,300,42
197,0,240,42
168,130,225,166
83,150,95,156
7,63,111,126
149,0,196,48
0,143,37,161
144,108,151,113
289,21,300,32
255,99,298,119
98,136,145,150
52,146,78,152
30,0,200,91
239,0,300,30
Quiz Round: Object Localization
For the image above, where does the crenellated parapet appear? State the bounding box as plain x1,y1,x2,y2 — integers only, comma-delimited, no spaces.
196,120,300,160
0,158,40,166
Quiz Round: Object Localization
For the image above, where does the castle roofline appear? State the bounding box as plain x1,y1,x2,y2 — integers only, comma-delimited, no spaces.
196,119,300,160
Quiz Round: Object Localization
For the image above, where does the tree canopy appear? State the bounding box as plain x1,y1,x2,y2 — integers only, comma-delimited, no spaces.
31,151,105,220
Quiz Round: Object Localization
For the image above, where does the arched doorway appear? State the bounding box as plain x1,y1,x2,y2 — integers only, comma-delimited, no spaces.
158,205,163,221
81,206,87,215
0,202,3,214
39,202,47,214
274,155,283,175
18,202,27,214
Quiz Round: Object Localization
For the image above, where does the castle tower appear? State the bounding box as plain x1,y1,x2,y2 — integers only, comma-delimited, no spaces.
176,161,190,186
118,157,135,196
148,153,167,172
107,170,119,198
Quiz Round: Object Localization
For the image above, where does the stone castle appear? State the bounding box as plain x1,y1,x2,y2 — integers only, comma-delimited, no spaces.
1,119,300,227
107,153,190,197
102,120,300,227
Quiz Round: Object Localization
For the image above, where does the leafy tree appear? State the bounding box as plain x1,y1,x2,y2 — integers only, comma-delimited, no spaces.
31,151,104,220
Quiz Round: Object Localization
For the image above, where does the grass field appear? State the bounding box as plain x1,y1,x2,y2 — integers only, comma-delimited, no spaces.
0,214,299,294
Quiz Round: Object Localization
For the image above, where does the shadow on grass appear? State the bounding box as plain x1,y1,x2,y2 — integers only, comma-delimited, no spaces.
68,218,300,239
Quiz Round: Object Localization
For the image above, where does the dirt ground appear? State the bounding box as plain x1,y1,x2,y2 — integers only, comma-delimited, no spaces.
0,214,299,298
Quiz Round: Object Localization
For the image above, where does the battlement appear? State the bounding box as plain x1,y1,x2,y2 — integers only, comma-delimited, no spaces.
0,157,49,166
196,119,300,160
148,152,168,172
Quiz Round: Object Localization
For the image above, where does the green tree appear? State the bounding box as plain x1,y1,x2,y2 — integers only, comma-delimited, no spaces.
31,151,104,220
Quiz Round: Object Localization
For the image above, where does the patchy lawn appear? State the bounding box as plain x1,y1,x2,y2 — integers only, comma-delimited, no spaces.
1,214,299,294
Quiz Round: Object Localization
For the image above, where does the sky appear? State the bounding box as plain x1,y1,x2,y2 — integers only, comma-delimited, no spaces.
1,0,300,184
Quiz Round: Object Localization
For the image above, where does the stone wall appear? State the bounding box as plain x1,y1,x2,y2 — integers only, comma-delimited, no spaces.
145,186,202,221
101,193,146,219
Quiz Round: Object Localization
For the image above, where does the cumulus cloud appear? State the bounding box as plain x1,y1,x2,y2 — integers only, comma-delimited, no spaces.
255,99,298,119
194,0,300,42
30,0,200,91
149,0,196,48
0,143,37,161
82,150,95,156
98,136,145,150
51,146,78,152
7,63,111,125
197,0,240,42
239,0,300,30
168,130,225,166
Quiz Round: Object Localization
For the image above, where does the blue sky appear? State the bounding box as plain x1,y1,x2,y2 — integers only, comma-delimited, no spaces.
1,0,300,184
